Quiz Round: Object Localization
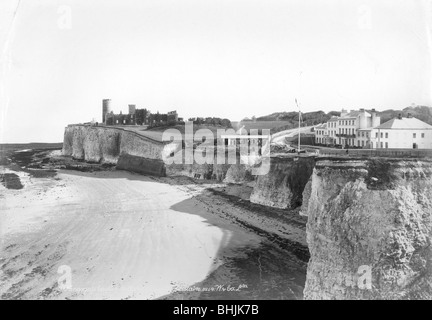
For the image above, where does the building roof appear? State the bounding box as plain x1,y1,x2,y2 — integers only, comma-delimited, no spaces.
374,117,432,130
315,123,327,129
346,110,371,118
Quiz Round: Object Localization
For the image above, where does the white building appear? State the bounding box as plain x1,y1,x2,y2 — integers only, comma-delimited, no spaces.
316,110,432,149
368,114,432,149
315,108,380,147
314,123,328,145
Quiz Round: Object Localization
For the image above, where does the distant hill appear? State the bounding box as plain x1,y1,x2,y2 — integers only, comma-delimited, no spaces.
257,110,340,123
376,106,432,125
253,110,341,134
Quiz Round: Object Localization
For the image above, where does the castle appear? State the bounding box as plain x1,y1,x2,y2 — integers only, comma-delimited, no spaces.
102,99,179,126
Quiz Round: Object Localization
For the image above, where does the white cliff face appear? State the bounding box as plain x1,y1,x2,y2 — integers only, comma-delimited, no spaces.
62,125,163,164
249,157,315,209
63,126,232,180
303,158,432,299
223,163,254,184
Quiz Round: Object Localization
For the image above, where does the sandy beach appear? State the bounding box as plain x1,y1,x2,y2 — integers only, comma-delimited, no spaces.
0,168,262,299
0,149,308,300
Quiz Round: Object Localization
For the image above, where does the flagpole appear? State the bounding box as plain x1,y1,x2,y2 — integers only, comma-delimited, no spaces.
295,98,301,153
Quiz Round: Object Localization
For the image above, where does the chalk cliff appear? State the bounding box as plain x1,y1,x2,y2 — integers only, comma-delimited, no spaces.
250,156,315,209
303,158,432,299
64,126,232,180
62,125,164,164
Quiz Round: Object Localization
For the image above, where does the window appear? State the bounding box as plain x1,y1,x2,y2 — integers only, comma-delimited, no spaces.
385,142,388,148
385,132,388,138
362,141,365,147
375,132,378,138
380,132,383,138
421,133,425,138
413,133,416,138
380,142,383,148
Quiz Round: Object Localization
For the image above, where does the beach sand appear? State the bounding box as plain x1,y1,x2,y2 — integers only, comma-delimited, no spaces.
0,169,262,299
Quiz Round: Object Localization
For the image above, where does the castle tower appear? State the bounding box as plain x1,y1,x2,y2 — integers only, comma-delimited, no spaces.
128,104,136,115
102,99,112,124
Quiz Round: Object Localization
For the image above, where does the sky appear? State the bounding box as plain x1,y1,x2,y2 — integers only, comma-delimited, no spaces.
0,0,431,143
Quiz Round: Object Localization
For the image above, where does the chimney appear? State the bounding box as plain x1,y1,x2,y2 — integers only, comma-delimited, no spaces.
360,108,365,112
398,113,402,120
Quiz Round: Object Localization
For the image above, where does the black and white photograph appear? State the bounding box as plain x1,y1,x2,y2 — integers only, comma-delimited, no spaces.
1,0,432,305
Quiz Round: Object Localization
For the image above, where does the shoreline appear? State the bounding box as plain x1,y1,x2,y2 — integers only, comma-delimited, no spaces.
1,148,308,300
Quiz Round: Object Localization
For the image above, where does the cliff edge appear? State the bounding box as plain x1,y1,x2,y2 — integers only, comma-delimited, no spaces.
250,156,315,209
303,157,432,299
62,125,164,164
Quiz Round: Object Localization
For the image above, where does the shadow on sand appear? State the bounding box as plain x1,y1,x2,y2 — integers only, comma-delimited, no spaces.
162,197,308,300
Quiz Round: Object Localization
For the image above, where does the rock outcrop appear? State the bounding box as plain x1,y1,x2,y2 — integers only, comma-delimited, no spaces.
250,156,315,209
116,153,166,177
63,125,164,164
223,163,254,184
64,126,233,180
303,158,432,299
164,148,234,181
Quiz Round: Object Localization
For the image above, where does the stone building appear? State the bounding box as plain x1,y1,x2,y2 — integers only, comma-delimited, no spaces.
102,99,179,126
167,110,178,123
